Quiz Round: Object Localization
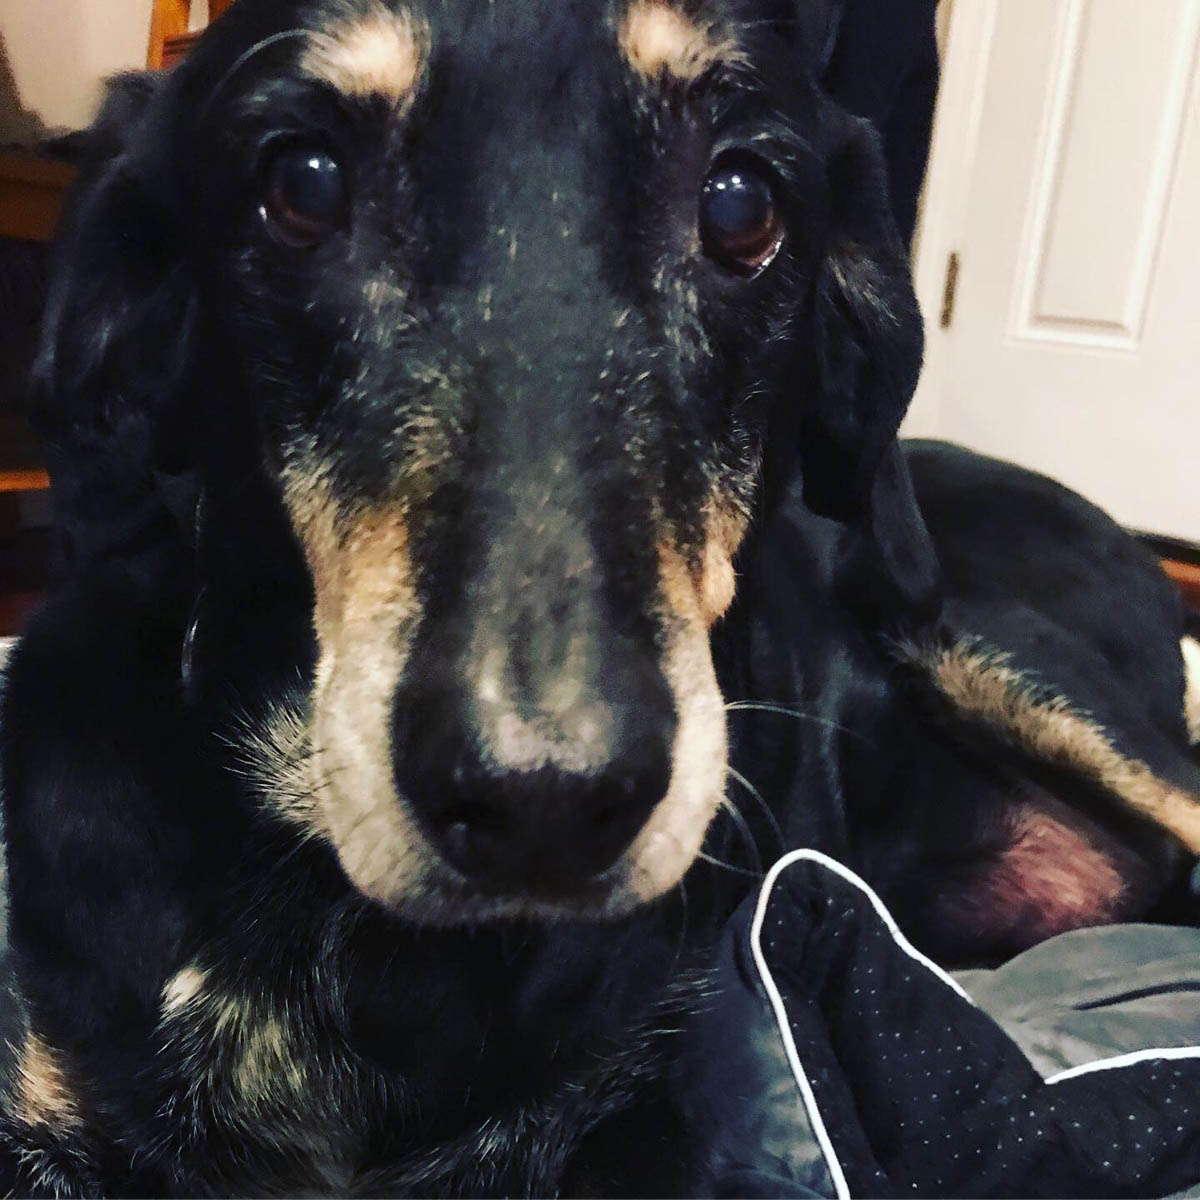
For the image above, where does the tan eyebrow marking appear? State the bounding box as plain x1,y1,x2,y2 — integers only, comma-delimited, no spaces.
618,0,741,83
302,3,429,106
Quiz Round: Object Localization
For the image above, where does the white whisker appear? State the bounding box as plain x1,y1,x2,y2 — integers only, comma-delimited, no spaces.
725,700,874,744
696,850,762,878
726,764,785,854
718,795,763,875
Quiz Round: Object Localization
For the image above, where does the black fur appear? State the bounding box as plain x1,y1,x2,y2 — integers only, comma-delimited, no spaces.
1,1,1197,1195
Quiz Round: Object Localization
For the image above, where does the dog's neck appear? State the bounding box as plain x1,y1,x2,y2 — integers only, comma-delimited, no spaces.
160,812,716,1193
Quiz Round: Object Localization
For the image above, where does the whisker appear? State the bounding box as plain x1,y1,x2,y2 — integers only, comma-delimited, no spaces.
718,795,763,875
668,880,691,976
725,700,875,745
696,850,762,879
726,764,785,855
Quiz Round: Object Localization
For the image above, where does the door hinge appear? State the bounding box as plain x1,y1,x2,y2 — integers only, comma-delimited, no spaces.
939,251,960,329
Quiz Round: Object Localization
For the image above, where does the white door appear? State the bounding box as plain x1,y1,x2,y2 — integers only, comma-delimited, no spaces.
906,0,1200,543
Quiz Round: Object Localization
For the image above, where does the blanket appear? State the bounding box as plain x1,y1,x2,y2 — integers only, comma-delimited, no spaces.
678,851,1200,1198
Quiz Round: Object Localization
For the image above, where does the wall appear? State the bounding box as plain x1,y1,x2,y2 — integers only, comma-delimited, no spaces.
935,0,954,57
0,0,156,139
906,0,1200,543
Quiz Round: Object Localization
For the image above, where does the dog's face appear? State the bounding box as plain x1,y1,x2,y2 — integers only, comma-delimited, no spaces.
42,0,922,923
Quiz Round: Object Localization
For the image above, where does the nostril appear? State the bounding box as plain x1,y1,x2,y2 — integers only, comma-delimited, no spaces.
432,806,513,878
577,782,661,877
594,804,620,829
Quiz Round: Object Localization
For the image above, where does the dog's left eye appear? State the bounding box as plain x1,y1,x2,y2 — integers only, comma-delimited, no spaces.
260,146,347,247
700,156,784,275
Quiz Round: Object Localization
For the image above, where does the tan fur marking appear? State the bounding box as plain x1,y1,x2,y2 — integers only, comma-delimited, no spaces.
701,500,748,624
12,1034,82,1131
281,467,430,903
159,984,311,1114
619,0,741,83
628,505,749,904
658,500,747,630
283,471,418,648
235,1015,308,1101
1182,636,1200,745
284,469,342,635
910,639,1200,854
625,602,728,902
155,981,353,1183
657,546,700,627
211,992,250,1037
302,3,428,105
162,964,208,1015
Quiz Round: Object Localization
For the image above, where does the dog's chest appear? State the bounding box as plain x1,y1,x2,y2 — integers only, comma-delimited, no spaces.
150,954,686,1197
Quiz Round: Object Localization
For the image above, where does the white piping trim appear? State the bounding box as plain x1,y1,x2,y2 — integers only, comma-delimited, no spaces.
752,850,1200,1184
1045,1045,1200,1085
766,850,974,1002
748,851,977,1200
750,852,852,1200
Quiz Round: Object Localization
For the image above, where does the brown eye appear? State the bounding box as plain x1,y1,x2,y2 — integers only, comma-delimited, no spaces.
700,156,784,275
260,145,347,247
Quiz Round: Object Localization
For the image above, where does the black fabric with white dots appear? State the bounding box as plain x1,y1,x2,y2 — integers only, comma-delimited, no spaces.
694,853,1200,1198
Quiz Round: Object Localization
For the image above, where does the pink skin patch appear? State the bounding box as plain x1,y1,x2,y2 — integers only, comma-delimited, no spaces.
935,789,1155,954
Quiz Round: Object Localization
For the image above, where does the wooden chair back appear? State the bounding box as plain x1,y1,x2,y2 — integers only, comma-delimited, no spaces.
147,0,237,70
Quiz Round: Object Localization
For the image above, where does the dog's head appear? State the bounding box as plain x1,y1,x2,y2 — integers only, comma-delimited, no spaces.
37,0,926,923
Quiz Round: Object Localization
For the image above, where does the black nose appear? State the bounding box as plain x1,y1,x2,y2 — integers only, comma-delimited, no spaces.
393,672,676,894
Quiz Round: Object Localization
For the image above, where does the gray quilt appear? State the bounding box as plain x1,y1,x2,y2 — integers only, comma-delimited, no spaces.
956,922,1200,1080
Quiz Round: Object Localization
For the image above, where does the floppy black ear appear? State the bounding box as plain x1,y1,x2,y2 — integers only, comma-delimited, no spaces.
34,71,201,578
800,117,942,627
799,117,924,521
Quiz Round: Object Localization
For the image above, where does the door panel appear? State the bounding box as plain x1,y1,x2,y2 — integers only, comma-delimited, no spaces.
911,0,1200,541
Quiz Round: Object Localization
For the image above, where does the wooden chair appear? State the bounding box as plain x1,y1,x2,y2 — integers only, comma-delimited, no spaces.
147,0,237,71
0,0,235,247
0,1,237,505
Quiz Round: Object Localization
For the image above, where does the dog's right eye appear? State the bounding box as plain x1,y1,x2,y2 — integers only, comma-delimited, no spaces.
700,154,784,276
260,146,347,248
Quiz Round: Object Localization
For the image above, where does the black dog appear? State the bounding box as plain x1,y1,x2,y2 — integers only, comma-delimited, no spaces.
2,0,1198,1194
